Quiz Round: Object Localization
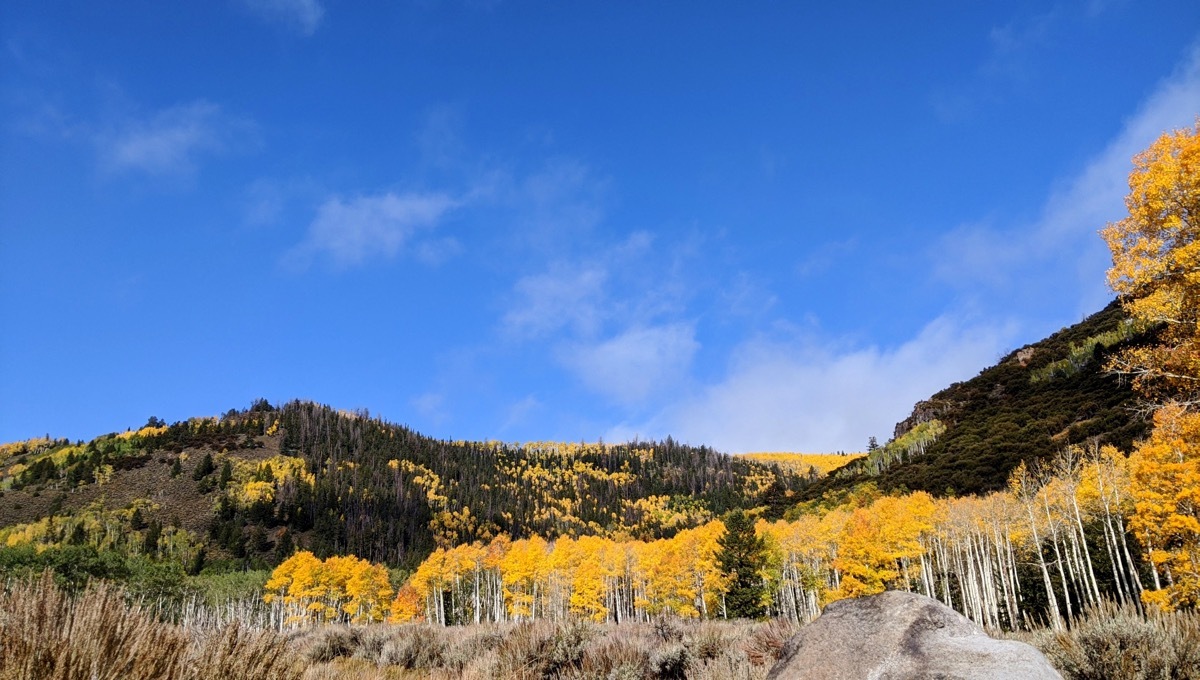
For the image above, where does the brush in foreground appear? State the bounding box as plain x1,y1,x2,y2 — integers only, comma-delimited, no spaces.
0,573,301,680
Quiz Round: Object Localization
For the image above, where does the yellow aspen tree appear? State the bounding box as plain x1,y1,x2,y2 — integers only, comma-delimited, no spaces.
548,536,581,619
832,506,894,599
389,583,424,623
1102,120,1200,402
410,547,450,624
484,533,512,621
569,535,611,621
681,520,728,619
1128,404,1200,610
502,535,548,620
452,541,487,623
817,507,850,602
638,537,698,617
322,555,364,622
344,557,394,623
1010,461,1065,629
264,550,327,624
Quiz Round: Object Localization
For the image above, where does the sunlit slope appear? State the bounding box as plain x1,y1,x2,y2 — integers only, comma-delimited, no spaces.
739,452,865,477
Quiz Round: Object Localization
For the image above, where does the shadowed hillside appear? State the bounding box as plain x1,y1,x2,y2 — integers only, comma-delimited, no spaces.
800,300,1154,499
0,401,806,571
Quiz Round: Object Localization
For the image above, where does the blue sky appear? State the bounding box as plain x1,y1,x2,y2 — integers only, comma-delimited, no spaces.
2,1,1199,452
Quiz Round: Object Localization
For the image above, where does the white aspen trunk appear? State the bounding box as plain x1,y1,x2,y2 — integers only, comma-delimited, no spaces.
990,522,1016,628
1024,502,1062,630
949,541,971,621
938,537,954,608
920,548,934,598
977,533,1000,628
1068,494,1103,607
1070,525,1089,609
1100,508,1128,603
1146,535,1164,590
1041,490,1074,622
472,566,482,623
1093,459,1129,603
966,539,987,625
1117,516,1147,594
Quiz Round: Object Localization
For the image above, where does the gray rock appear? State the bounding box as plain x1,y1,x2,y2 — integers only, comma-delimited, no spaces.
766,590,1061,680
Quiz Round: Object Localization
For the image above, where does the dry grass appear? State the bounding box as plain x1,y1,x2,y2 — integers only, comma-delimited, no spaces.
16,570,1200,680
0,572,301,680
287,617,795,679
1011,600,1200,680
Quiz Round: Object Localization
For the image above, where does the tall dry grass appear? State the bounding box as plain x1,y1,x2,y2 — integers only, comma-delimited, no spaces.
1013,600,1200,680
290,617,796,680
0,573,301,680
21,569,1200,680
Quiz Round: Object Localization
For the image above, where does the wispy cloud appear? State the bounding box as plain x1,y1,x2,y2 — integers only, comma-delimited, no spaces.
96,100,251,177
931,8,1058,122
241,0,325,36
287,191,459,268
498,223,697,408
610,316,1013,453
600,44,1200,452
984,10,1057,81
936,44,1200,316
500,394,542,433
503,265,609,339
562,323,699,406
243,177,323,227
512,160,608,254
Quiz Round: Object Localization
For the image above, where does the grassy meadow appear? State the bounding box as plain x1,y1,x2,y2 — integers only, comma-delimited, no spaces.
5,573,1200,679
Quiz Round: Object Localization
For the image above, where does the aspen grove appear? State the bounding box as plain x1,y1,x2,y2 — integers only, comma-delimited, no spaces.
264,443,1143,630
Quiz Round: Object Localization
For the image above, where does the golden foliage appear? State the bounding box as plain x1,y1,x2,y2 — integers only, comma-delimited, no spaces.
1128,405,1200,610
1102,120,1200,402
741,453,865,477
264,551,393,625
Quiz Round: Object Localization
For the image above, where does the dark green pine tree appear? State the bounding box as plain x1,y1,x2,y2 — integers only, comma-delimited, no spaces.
192,452,215,480
218,460,233,489
717,509,768,619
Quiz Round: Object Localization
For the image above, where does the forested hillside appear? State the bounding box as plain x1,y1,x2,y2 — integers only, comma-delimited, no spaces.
0,400,805,573
801,300,1154,499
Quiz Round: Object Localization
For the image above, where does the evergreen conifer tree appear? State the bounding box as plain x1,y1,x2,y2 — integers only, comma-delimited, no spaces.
716,510,767,619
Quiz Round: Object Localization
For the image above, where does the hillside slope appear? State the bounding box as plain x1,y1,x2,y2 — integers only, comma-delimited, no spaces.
0,401,805,570
800,300,1153,499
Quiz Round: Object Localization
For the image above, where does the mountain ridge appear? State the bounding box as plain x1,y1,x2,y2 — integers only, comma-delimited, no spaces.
801,299,1153,499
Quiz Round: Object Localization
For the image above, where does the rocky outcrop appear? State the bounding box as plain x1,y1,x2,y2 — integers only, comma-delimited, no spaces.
891,399,956,440
766,590,1061,680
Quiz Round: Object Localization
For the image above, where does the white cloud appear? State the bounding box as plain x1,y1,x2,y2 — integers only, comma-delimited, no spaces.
241,0,324,36
503,266,608,339
603,45,1200,453
562,323,699,406
243,177,323,227
936,45,1200,316
96,101,249,176
498,226,698,408
611,317,1013,453
513,160,608,253
289,191,458,268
